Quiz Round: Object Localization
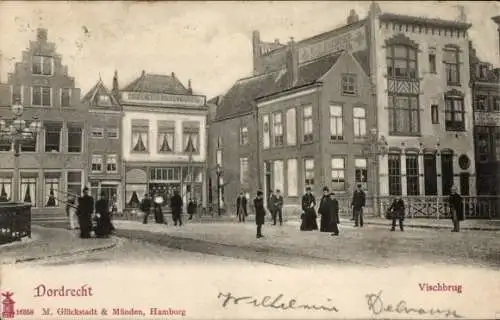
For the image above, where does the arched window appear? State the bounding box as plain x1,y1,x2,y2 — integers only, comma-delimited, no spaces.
443,46,460,85
386,44,418,80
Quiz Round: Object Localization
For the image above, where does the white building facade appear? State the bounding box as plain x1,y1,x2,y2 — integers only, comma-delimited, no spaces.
121,72,208,211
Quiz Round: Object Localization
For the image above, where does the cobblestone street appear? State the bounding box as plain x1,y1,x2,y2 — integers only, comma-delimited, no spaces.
27,219,500,269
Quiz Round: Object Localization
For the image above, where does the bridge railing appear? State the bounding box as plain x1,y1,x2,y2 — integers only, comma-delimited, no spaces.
0,203,31,245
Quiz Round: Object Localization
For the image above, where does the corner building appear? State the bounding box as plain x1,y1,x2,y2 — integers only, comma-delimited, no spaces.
0,29,88,219
369,9,476,197
121,72,208,212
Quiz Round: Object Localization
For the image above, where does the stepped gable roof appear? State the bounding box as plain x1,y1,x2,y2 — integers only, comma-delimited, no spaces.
0,83,10,107
122,71,190,95
215,52,344,121
81,79,120,109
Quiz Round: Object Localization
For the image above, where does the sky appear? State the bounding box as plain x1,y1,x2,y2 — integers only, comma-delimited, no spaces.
0,1,499,99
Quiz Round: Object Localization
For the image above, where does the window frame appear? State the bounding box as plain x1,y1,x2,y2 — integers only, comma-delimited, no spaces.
341,74,357,95
304,158,315,188
91,127,104,138
32,55,54,76
60,88,71,107
44,125,61,153
106,154,118,173
329,105,344,141
106,127,119,139
91,154,104,173
67,125,82,153
388,153,402,196
444,96,465,131
303,105,313,143
354,158,368,190
443,47,461,86
239,157,249,184
32,86,51,107
428,53,437,74
388,94,421,135
353,106,367,138
240,126,249,146
405,153,420,196
330,156,346,191
431,104,439,124
272,112,284,147
386,44,418,80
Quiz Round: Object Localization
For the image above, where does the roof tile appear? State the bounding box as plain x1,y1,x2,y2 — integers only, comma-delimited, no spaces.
122,72,189,95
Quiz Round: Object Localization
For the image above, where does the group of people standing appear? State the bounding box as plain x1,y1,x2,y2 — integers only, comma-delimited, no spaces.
66,187,115,239
244,182,466,238
139,190,198,226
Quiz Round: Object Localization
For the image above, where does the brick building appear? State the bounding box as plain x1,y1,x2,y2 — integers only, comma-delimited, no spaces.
0,28,88,217
470,18,500,196
121,71,208,211
81,72,123,210
257,50,373,208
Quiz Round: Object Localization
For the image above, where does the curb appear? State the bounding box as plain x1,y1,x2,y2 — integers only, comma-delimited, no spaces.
364,221,500,232
1,237,120,265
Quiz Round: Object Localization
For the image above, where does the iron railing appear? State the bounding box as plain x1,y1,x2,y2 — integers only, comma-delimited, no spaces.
0,203,31,245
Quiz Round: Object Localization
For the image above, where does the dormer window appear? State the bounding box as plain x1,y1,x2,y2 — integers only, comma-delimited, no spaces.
32,56,53,76
99,95,110,104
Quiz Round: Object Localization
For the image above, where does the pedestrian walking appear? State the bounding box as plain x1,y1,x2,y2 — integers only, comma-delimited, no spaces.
351,184,366,227
187,198,196,220
270,189,284,226
329,192,340,236
236,192,247,222
77,187,94,239
254,190,266,238
300,187,318,231
448,186,464,232
318,187,332,232
66,195,78,230
154,195,166,224
171,190,183,226
95,191,113,237
388,195,405,232
140,193,153,224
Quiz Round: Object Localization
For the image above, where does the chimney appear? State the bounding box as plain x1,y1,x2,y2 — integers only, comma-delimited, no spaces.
188,79,193,94
286,37,299,88
347,9,359,24
456,5,467,23
112,70,119,98
274,39,280,45
171,72,175,79
141,70,146,77
37,28,48,41
252,30,262,75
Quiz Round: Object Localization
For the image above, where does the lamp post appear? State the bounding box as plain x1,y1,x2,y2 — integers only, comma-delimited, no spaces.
366,128,388,217
0,101,42,202
216,164,222,216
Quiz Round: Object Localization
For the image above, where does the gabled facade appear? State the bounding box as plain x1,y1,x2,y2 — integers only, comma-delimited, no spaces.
257,51,374,207
81,72,123,210
121,71,208,211
0,28,87,213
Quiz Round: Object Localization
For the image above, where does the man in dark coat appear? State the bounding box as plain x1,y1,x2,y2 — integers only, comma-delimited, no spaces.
300,187,317,231
388,195,405,232
95,191,112,237
170,190,183,226
270,189,284,226
318,187,332,232
351,184,366,227
448,186,464,232
329,192,340,236
140,193,152,224
254,190,266,238
236,192,247,222
77,187,94,239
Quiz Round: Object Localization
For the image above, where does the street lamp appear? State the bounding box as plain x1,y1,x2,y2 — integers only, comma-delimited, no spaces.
366,128,388,217
216,164,222,216
0,101,42,202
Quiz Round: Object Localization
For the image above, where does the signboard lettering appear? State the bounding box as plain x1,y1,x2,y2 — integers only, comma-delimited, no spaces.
123,92,205,107
474,112,500,126
298,26,367,63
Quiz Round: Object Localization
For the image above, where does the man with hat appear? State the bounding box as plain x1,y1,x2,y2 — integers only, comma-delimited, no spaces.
351,183,366,227
77,187,94,238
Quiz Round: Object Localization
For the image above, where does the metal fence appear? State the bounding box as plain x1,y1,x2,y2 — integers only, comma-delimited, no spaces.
0,203,31,245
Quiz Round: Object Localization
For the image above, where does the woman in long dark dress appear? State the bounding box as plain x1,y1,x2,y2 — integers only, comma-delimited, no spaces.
300,187,318,231
95,191,112,237
318,187,332,232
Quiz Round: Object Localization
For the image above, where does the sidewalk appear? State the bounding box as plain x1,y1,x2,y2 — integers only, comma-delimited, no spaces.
0,226,119,264
117,214,500,231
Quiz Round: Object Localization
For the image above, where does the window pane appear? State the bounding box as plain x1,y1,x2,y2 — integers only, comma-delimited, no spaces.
330,105,342,116
331,158,344,169
394,46,407,58
304,106,312,117
353,107,365,118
